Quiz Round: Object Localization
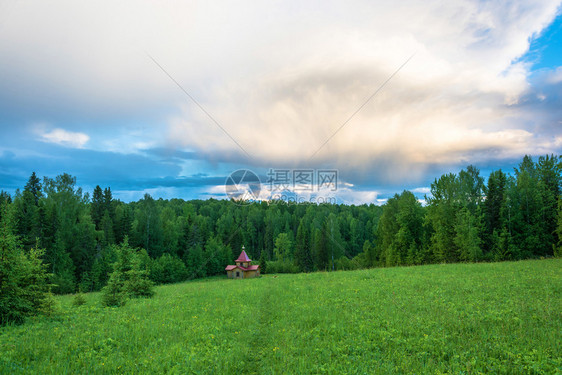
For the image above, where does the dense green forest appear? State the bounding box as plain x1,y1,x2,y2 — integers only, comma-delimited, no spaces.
1,154,561,298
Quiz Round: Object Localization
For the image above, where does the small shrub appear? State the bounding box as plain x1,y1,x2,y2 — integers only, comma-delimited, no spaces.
259,252,267,274
266,260,299,274
334,256,363,271
150,253,188,284
101,271,126,307
72,294,86,307
125,257,154,297
101,238,154,307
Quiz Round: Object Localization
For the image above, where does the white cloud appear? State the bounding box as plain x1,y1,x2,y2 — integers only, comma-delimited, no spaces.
2,0,561,188
376,198,389,206
34,126,89,148
412,187,431,194
161,0,562,182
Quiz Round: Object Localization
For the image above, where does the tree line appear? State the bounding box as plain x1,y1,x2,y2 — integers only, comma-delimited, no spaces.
1,154,561,299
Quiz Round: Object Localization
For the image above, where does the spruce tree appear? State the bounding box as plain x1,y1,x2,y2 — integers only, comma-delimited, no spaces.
124,255,154,298
258,251,267,274
91,185,104,230
0,205,53,325
14,172,43,250
295,220,313,272
101,237,153,307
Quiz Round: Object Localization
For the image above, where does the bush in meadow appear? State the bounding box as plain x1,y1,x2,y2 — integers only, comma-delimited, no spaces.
72,293,87,307
149,253,188,284
266,259,299,274
125,256,155,297
101,237,154,307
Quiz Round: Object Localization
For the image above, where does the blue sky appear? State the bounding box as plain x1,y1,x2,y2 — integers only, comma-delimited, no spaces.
0,0,561,204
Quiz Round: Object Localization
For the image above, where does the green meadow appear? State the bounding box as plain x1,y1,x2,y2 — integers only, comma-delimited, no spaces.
1,259,561,374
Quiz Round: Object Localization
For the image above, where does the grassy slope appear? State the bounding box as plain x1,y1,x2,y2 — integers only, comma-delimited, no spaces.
1,259,561,374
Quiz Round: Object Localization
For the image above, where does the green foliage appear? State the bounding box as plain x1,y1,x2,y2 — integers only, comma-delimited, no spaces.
131,194,164,258
258,252,267,274
0,206,54,325
294,220,313,272
124,256,155,298
101,238,154,307
204,236,231,276
378,191,424,266
12,172,43,251
333,255,362,270
150,253,188,284
41,173,97,293
5,156,562,295
426,173,462,262
454,207,483,262
483,169,508,257
91,185,104,230
273,232,293,262
313,224,329,271
0,259,560,373
264,259,300,273
184,245,206,279
72,294,87,307
555,199,562,258
101,270,126,307
0,191,11,223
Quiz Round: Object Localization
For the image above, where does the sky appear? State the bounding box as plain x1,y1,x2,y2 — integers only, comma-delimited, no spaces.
0,0,561,205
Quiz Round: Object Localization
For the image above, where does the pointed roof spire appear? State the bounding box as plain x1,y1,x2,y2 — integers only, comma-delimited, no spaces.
236,246,252,262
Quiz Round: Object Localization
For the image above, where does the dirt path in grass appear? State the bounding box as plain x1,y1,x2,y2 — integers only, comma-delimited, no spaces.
242,280,282,372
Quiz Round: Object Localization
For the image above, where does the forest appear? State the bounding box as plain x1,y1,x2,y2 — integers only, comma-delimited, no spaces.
1,154,561,298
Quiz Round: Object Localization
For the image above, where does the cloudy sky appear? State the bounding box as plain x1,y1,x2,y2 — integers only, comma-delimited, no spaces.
0,0,561,204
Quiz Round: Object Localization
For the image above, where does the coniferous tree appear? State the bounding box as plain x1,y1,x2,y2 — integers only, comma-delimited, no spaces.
537,155,560,256
124,255,155,298
554,199,562,258
91,185,104,230
0,205,53,325
13,172,43,250
512,156,543,259
258,251,267,274
113,203,132,244
325,213,345,270
295,220,313,272
349,217,365,257
5,156,562,290
101,237,153,306
0,191,11,223
314,224,329,271
484,170,508,257
101,210,115,247
103,187,114,218
377,195,400,266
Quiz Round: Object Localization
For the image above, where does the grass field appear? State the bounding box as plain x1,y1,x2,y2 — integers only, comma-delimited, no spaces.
1,259,561,374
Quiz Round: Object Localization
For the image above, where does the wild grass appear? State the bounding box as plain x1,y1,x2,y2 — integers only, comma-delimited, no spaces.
1,259,561,374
